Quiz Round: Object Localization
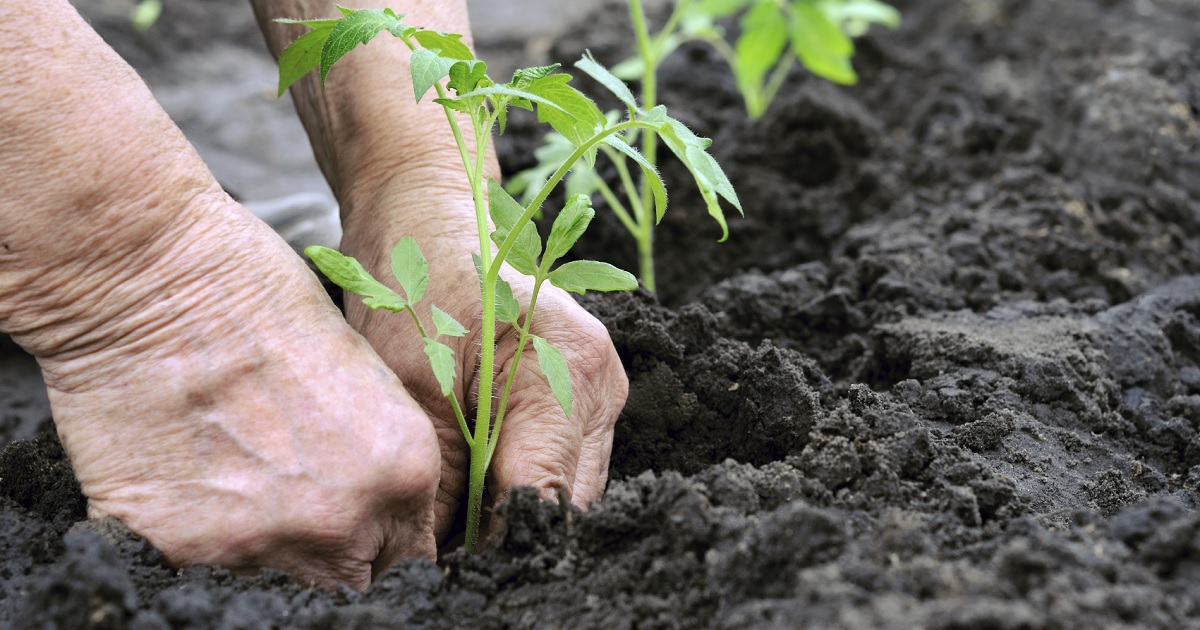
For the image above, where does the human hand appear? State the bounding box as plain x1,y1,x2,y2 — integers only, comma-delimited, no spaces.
339,183,628,543
252,0,627,545
1,0,444,589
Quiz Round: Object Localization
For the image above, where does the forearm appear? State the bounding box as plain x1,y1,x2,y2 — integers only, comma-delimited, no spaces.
0,0,236,358
251,0,498,235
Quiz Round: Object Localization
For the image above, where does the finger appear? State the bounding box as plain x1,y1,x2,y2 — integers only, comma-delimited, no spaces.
571,412,618,508
487,352,584,500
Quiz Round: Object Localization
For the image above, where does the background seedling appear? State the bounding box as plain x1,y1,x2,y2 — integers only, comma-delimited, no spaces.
511,0,897,291
275,5,739,552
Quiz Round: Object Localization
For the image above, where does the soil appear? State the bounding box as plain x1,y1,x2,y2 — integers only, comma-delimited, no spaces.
3,0,1200,627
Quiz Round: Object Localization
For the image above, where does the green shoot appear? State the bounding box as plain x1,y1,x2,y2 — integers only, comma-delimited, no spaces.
274,5,739,553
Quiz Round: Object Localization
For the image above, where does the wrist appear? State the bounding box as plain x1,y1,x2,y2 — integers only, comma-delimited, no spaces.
254,0,489,206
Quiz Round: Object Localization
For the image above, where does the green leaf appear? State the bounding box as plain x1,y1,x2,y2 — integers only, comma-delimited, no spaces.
130,0,162,32
609,55,645,81
790,1,857,84
694,0,752,18
532,336,572,418
733,1,789,104
390,236,429,305
545,195,594,264
447,60,489,94
823,0,901,31
319,8,408,83
524,75,606,165
409,49,457,101
471,251,487,285
433,97,474,114
549,260,638,294
506,131,579,206
275,19,339,95
495,277,521,326
655,113,742,240
423,339,458,397
509,63,562,86
412,30,475,60
470,252,522,325
487,179,541,276
432,306,468,337
601,135,668,222
575,52,638,111
305,245,407,311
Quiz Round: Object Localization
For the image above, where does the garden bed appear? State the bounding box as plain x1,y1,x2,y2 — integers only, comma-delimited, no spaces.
3,0,1200,626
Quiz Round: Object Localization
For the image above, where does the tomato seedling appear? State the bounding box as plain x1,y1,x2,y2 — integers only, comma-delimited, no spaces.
274,5,739,552
512,0,896,291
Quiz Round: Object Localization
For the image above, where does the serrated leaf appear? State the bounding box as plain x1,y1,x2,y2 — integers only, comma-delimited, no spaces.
549,260,638,294
601,134,668,222
433,97,473,113
575,52,638,111
487,179,541,275
410,49,457,101
495,277,521,325
545,195,594,264
319,8,407,84
275,19,339,96
687,143,742,211
423,339,458,397
510,63,562,86
361,293,408,311
470,253,522,325
390,236,429,305
432,306,468,337
524,75,606,166
305,245,407,311
532,336,572,418
447,60,489,94
790,2,857,84
655,114,742,241
455,85,566,114
412,30,474,60
471,252,486,285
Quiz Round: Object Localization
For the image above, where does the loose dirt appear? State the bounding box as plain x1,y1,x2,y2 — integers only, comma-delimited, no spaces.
3,0,1199,627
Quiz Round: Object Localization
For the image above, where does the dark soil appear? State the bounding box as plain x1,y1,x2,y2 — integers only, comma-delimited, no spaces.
4,0,1200,627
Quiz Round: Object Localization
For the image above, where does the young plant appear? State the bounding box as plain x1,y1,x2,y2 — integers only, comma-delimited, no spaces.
274,5,739,552
511,0,897,290
616,0,901,119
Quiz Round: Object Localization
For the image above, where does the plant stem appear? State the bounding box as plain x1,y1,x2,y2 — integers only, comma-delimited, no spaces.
606,147,646,229
593,174,639,236
757,50,796,120
493,121,647,271
486,276,547,467
628,0,659,292
464,114,659,551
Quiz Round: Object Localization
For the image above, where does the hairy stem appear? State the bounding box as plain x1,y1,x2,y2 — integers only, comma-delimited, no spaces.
486,275,547,468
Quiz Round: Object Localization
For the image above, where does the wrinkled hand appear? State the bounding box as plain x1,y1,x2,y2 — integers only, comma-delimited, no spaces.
340,188,628,543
